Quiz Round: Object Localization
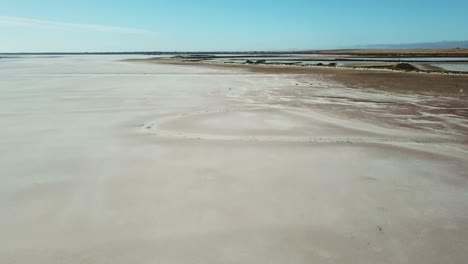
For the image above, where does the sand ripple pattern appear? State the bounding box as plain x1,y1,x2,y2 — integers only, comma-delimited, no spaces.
141,107,464,145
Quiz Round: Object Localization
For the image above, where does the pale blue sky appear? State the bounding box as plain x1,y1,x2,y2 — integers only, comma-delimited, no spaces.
1,0,467,52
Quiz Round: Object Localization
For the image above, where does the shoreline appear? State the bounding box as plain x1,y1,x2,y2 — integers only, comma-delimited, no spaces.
129,57,468,94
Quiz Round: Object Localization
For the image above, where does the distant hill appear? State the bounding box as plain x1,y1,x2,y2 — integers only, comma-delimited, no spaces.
356,41,468,49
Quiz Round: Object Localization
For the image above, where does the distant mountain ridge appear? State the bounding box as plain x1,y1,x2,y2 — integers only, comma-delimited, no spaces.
355,41,468,49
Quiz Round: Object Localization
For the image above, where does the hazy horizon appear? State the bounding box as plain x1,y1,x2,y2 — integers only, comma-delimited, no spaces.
1,40,468,54
1,0,468,52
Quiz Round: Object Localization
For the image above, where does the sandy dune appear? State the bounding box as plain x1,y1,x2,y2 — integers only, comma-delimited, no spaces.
0,56,467,264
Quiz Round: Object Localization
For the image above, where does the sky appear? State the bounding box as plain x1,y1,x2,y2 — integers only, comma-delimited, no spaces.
1,0,467,52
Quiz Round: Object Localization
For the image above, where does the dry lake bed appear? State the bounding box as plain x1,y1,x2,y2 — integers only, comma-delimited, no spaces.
1,55,467,264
